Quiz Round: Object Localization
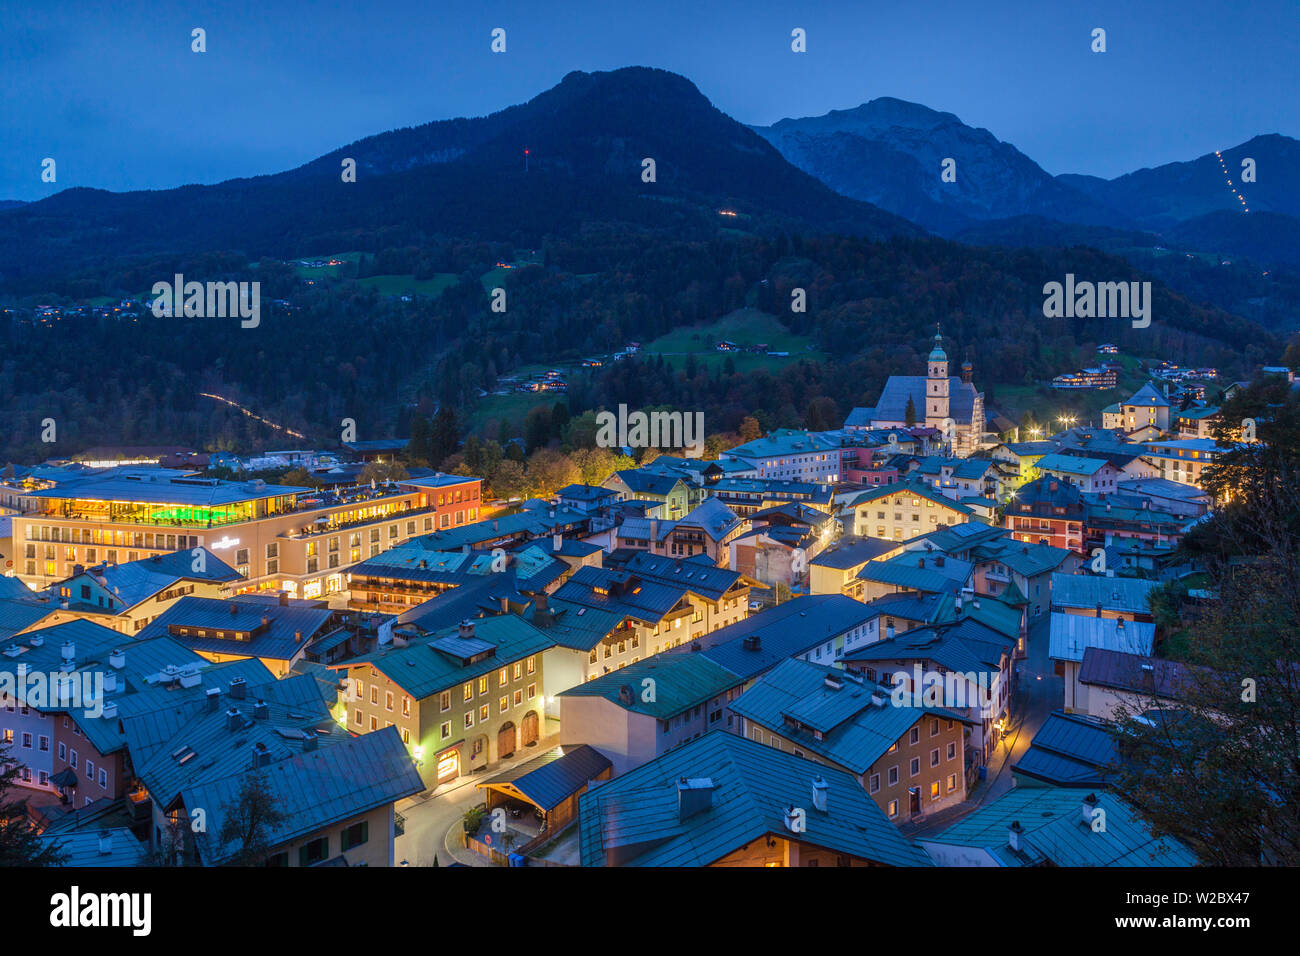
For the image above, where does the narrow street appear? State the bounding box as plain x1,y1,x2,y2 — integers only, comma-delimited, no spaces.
393,733,564,867
904,611,1060,838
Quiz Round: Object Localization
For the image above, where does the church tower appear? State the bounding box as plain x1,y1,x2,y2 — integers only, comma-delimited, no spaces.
926,325,950,426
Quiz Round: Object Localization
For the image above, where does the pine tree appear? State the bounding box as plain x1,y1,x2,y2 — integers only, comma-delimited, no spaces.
0,744,67,866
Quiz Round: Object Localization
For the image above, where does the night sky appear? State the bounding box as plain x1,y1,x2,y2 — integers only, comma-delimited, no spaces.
3,0,1296,201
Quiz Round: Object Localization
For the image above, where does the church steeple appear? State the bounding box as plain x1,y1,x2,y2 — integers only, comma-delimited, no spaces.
926,323,950,424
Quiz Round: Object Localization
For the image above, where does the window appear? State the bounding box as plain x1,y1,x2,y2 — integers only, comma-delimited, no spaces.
464,712,474,729
930,780,941,800
58,742,66,761
909,727,919,745
526,683,536,700
99,768,107,788
910,757,920,777
340,820,369,851
385,692,394,712
299,836,329,867
354,709,362,726
369,686,378,705
526,655,536,674
948,773,958,792
478,676,488,695
463,682,473,702
888,766,898,785
498,696,508,714
869,773,880,794
887,799,899,819
930,748,940,767
498,667,508,687
930,719,939,737
402,695,411,717
513,662,522,680
479,704,489,722
947,742,956,760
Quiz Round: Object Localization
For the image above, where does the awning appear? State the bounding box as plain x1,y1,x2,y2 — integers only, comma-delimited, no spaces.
50,767,78,789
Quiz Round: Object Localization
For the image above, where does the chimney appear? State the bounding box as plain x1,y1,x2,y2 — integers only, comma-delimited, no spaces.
294,630,303,644
253,699,269,720
97,832,113,856
229,677,247,699
553,532,563,552
535,592,548,612
61,640,75,663
303,732,318,752
677,777,715,821
250,741,272,768
1095,602,1103,619
1008,820,1023,852
229,603,238,616
459,619,475,639
205,686,221,712
783,805,802,833
886,623,895,641
618,685,635,707
742,635,761,652
102,671,118,694
811,775,829,813
108,648,125,669
226,707,244,732
955,595,963,610
101,700,118,720
1082,792,1099,826
1116,617,1125,630
278,591,289,606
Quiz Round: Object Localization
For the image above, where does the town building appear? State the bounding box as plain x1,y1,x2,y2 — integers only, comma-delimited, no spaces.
577,730,933,866
729,659,973,822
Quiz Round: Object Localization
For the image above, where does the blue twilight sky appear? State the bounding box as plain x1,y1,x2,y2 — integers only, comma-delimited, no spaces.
2,0,1297,201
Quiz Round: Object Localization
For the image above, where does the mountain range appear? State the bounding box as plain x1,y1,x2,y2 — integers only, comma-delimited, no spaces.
753,99,1300,269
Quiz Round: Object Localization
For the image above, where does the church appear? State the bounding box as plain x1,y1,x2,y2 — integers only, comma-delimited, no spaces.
849,328,986,457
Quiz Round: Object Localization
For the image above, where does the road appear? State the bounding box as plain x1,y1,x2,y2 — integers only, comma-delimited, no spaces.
904,611,1059,837
393,734,563,867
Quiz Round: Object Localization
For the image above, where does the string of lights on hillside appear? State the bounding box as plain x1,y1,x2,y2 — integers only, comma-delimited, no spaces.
1214,150,1250,213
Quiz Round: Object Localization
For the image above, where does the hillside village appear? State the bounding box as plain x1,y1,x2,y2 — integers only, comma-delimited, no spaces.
1,341,1291,870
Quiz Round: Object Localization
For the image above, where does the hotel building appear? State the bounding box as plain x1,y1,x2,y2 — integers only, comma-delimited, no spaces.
11,471,482,600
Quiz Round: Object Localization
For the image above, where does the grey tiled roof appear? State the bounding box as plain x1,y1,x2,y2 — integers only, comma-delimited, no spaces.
578,730,932,867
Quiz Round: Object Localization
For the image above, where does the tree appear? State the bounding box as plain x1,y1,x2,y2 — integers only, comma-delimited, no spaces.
738,416,762,443
489,460,529,500
216,772,288,866
429,407,461,468
0,744,67,866
360,460,408,484
1107,384,1300,865
527,448,580,497
281,466,320,488
904,395,917,427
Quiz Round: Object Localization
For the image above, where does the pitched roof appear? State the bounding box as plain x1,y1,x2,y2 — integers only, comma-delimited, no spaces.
182,726,423,864
476,744,612,812
1011,711,1118,787
1048,613,1156,663
921,786,1195,866
1077,647,1197,700
138,595,336,663
339,615,553,701
689,596,881,681
810,537,897,569
1050,573,1158,615
872,377,980,426
557,653,741,720
124,671,340,809
1124,383,1172,408
729,659,971,773
578,730,932,867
